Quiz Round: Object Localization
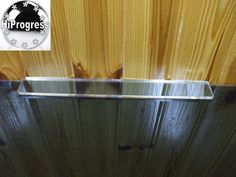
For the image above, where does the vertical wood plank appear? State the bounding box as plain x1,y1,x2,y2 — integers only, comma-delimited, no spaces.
20,0,73,77
145,101,207,177
0,53,26,80
0,92,57,177
29,98,82,177
1,82,236,177
77,99,118,177
0,0,236,84
209,13,236,84
174,87,236,177
64,0,123,78
0,121,29,177
122,0,152,78
149,0,183,79
161,0,236,81
205,131,236,177
118,99,160,177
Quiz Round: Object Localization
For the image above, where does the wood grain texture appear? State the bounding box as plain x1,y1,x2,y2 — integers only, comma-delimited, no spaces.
64,0,123,78
118,100,159,177
0,53,26,80
173,87,236,177
144,101,207,177
1,83,236,177
144,87,236,177
0,0,236,83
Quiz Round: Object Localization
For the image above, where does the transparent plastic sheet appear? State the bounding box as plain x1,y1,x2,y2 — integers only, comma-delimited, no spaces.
17,77,214,100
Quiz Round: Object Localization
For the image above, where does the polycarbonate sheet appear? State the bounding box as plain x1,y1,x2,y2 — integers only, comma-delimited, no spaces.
17,77,214,100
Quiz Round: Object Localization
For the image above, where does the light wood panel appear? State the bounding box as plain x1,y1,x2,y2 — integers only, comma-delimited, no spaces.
0,0,236,84
0,53,26,80
64,0,123,78
122,0,153,78
209,17,236,84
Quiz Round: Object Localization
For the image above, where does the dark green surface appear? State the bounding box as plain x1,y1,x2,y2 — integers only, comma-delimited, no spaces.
0,82,236,177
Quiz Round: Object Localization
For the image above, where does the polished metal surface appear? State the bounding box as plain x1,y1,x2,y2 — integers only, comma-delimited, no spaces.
17,77,214,100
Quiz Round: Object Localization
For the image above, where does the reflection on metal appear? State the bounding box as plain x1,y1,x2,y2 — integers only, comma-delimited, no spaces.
17,77,214,100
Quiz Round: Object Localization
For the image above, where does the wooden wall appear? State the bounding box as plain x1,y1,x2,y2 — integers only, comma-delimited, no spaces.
0,0,236,84
1,83,236,177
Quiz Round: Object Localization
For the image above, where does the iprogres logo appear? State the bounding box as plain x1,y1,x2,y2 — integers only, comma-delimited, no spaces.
0,0,50,50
